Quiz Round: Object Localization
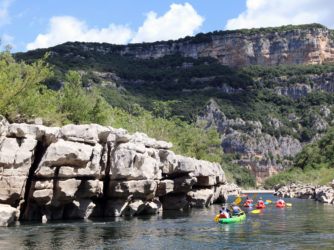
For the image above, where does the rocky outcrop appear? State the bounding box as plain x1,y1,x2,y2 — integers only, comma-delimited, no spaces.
270,73,334,98
0,116,231,226
275,184,334,205
74,25,334,67
198,101,302,184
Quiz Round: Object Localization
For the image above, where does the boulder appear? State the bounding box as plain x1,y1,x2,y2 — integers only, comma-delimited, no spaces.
105,199,130,217
125,199,146,216
187,188,214,208
144,199,163,215
60,124,111,145
0,204,17,227
110,144,161,180
212,185,228,203
108,180,157,200
161,194,189,210
156,176,197,196
0,137,37,205
131,132,172,149
36,140,104,178
63,199,96,219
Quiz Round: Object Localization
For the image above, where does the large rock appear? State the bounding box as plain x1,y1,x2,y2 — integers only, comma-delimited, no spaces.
187,188,214,208
60,124,111,144
156,175,197,196
35,140,104,178
0,137,37,205
108,180,157,200
0,204,17,227
110,143,161,180
161,194,189,210
0,117,229,224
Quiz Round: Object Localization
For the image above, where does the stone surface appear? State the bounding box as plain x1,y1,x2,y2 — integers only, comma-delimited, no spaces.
0,204,17,227
187,188,214,208
275,184,334,204
0,117,230,224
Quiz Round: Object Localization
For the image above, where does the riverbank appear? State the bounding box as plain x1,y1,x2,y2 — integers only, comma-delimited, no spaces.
274,184,334,205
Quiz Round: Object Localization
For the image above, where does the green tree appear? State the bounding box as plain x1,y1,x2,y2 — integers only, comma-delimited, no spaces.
0,48,60,123
59,71,112,125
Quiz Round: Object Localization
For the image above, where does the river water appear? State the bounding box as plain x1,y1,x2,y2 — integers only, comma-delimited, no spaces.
1,194,334,249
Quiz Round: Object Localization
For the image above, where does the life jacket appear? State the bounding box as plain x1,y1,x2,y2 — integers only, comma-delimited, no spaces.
219,212,229,219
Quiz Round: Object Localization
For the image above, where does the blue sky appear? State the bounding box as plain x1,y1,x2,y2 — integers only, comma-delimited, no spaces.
1,0,334,52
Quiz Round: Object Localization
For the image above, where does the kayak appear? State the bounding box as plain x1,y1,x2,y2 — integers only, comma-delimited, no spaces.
244,201,253,207
218,213,246,224
255,203,266,209
276,203,285,208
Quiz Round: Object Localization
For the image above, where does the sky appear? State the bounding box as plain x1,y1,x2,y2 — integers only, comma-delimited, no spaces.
1,0,334,52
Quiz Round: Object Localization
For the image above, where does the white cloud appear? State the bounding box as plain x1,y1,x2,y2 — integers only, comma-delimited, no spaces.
27,16,133,50
131,2,204,43
0,0,13,26
27,3,204,50
225,0,334,30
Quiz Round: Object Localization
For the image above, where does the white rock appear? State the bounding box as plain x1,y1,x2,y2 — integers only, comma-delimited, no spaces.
0,204,17,227
187,188,214,208
108,180,157,199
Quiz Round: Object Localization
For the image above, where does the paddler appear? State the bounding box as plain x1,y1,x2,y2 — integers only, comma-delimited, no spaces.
219,204,230,219
256,197,264,206
230,202,243,216
244,195,253,205
276,196,285,205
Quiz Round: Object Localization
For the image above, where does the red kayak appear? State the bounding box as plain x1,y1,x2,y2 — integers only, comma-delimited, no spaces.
276,202,285,208
243,201,252,207
255,203,266,209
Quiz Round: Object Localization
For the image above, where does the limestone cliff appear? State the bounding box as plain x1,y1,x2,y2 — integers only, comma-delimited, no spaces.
198,101,303,184
75,24,334,67
0,116,233,226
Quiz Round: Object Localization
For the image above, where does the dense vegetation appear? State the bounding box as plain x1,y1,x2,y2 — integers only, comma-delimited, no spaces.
264,128,334,188
16,42,334,143
2,47,255,187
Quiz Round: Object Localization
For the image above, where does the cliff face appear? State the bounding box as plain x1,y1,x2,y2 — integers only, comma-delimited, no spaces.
118,27,334,67
0,116,233,226
198,101,303,184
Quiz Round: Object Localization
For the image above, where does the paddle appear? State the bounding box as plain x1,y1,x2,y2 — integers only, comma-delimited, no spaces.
214,214,219,222
266,200,272,203
252,194,257,199
234,197,242,204
250,209,261,214
264,202,269,205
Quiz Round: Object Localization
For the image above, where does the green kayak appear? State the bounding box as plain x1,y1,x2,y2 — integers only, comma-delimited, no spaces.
218,213,246,224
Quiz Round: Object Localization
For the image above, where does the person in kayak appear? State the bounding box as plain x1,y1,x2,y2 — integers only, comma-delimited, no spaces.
230,203,243,216
219,204,230,219
276,197,285,205
244,195,253,206
257,197,265,207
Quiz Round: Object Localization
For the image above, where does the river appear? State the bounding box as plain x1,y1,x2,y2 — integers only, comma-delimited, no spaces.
1,193,334,249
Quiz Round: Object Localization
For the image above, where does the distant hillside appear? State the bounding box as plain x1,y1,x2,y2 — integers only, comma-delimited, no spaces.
14,23,334,184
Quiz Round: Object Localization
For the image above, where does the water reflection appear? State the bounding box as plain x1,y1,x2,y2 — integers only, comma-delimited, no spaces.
0,194,334,249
